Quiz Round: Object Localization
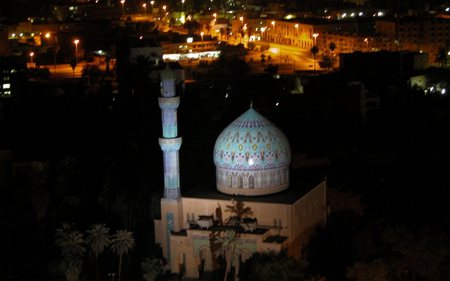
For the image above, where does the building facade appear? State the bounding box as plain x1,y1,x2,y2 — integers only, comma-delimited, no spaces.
154,66,327,279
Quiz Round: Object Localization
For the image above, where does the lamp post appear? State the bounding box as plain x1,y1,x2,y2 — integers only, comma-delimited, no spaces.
121,0,125,17
260,26,266,41
74,39,79,64
200,31,204,42
29,51,34,64
271,21,275,43
143,3,147,16
312,33,319,46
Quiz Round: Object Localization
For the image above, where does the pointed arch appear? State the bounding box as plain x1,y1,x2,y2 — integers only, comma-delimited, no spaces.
227,173,232,187
248,175,255,189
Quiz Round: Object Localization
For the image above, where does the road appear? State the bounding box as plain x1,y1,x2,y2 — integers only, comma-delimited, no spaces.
31,60,115,80
246,43,317,72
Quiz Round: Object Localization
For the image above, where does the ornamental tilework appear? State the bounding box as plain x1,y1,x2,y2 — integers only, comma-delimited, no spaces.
213,108,291,170
213,108,291,195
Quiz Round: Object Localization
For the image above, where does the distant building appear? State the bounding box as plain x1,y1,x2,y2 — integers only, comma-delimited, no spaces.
376,17,450,61
153,66,327,279
339,51,429,75
0,57,28,98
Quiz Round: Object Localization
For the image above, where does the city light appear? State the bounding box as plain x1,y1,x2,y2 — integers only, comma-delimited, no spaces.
74,39,79,64
29,51,34,63
121,0,125,17
312,33,319,45
45,32,51,39
143,3,147,16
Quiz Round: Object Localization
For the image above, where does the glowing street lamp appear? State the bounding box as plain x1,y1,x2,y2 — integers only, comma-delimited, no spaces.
121,0,125,17
312,33,319,45
162,5,167,12
260,26,266,39
29,51,34,63
364,37,369,49
239,16,244,25
74,39,79,64
271,20,275,28
142,3,147,16
200,31,204,42
45,32,51,39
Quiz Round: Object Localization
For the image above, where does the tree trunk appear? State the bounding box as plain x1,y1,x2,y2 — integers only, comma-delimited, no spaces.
223,248,232,281
234,252,240,281
118,254,123,281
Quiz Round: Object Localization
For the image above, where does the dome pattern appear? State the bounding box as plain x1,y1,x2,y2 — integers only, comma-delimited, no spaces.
213,108,291,196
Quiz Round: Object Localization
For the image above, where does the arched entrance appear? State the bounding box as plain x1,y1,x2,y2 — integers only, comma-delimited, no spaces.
197,246,213,277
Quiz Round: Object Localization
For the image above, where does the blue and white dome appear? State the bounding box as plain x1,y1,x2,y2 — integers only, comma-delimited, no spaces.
213,108,291,196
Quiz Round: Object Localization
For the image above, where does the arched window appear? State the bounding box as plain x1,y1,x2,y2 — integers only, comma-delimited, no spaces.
248,176,255,189
237,175,243,188
227,174,232,187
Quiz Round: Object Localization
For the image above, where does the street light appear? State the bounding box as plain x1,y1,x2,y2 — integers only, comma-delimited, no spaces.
29,51,34,64
121,0,125,17
239,16,244,25
143,3,147,16
74,39,79,64
200,31,204,42
312,33,319,46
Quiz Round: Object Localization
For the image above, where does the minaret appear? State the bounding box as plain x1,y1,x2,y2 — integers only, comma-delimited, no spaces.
158,64,183,267
159,65,182,199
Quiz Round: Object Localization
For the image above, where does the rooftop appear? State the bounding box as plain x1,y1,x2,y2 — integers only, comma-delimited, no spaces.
183,176,324,204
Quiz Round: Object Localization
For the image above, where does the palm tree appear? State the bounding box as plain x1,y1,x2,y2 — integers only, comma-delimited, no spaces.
225,199,253,227
141,257,164,281
213,229,241,281
111,229,135,281
86,224,111,281
329,42,336,58
55,223,86,281
310,46,319,71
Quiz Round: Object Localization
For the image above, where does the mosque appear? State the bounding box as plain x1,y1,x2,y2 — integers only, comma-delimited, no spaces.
153,66,327,279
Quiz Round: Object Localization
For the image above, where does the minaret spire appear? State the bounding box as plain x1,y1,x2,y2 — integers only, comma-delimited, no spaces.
158,64,182,199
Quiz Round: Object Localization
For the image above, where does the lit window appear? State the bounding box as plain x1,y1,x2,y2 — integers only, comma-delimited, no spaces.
3,83,11,89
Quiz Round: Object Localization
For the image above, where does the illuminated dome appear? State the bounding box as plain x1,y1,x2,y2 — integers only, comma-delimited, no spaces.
213,108,291,196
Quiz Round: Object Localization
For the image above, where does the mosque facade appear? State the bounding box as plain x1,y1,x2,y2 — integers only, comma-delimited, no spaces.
154,66,327,279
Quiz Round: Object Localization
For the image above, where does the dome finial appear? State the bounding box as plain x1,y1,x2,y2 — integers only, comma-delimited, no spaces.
250,100,253,108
